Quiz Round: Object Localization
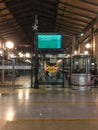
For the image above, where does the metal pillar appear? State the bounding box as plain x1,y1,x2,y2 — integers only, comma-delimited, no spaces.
62,58,65,88
12,58,15,88
32,15,39,89
31,54,33,88
1,45,5,83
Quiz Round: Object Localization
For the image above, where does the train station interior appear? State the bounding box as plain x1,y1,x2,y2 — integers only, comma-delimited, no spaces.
0,0,98,130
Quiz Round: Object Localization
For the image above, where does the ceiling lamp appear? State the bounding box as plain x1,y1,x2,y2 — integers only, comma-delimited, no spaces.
85,43,90,49
5,41,14,49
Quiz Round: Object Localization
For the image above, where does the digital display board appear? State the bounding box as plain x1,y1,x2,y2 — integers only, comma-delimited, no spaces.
37,33,63,51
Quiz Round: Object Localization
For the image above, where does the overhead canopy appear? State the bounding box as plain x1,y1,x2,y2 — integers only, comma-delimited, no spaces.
0,0,98,52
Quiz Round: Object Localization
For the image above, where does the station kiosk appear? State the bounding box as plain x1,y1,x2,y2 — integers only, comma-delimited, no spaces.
70,54,91,90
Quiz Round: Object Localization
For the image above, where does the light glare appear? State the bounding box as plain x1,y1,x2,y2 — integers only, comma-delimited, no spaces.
5,41,14,49
85,43,90,49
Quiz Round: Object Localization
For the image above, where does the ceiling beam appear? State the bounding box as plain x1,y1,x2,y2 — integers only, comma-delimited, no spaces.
57,12,89,24
56,21,84,30
56,24,81,33
79,0,98,6
60,1,98,14
56,27,74,34
0,26,21,34
56,18,86,27
2,0,33,9
81,16,98,34
0,18,15,24
58,9,94,20
0,22,18,28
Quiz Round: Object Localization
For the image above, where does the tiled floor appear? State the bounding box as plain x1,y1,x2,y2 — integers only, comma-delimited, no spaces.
0,87,98,130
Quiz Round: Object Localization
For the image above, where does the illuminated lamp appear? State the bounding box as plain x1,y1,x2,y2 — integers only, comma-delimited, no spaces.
85,43,90,49
5,41,14,49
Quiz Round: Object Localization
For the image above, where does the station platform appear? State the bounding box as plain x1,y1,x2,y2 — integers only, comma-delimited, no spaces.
0,86,98,130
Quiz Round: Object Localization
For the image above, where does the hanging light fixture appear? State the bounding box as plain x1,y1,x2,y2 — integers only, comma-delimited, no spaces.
85,43,90,49
5,41,14,49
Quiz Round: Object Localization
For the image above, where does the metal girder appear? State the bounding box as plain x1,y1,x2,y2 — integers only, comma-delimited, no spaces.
81,17,97,34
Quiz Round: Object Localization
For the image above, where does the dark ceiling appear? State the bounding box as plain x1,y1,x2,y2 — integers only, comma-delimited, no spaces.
0,0,98,53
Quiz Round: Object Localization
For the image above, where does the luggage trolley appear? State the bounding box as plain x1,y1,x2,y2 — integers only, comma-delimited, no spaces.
70,54,91,91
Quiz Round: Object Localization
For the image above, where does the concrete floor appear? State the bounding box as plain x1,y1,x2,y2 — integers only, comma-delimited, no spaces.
0,87,98,130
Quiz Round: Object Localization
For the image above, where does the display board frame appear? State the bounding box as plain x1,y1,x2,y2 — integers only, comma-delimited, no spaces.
36,33,63,52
